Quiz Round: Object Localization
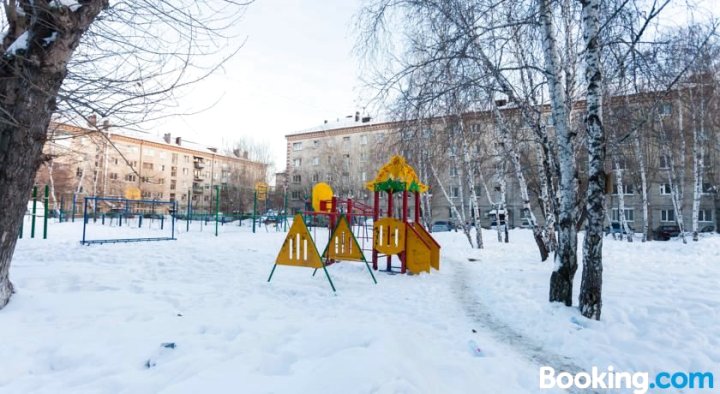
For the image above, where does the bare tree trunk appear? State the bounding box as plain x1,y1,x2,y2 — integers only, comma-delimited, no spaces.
691,88,705,242
660,126,686,243
612,160,633,242
430,164,474,247
498,161,507,243
632,133,649,242
0,1,108,308
579,0,604,320
541,0,578,306
457,123,484,249
677,100,688,243
535,143,557,251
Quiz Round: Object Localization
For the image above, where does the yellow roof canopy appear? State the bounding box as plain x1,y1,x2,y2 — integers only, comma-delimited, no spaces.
365,155,428,193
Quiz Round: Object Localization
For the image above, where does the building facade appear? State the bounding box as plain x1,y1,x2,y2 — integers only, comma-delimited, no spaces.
284,92,720,236
36,121,268,214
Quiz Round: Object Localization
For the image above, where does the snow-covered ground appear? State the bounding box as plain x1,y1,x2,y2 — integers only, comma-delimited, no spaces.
1,219,718,393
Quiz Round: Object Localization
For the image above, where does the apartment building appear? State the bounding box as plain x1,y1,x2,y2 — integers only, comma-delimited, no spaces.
36,120,268,213
284,113,395,212
285,91,720,236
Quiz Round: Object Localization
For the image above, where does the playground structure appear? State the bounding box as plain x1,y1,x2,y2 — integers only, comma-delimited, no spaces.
367,155,440,274
81,196,177,245
268,155,440,291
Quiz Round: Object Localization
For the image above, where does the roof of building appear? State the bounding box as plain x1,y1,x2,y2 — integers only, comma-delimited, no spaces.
286,115,395,138
51,121,263,165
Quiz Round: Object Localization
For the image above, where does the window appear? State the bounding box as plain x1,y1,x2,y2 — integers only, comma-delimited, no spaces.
702,183,714,194
293,142,303,151
360,135,368,145
169,193,175,201
171,153,178,164
113,158,119,165
451,187,460,198
661,209,675,222
292,174,301,184
344,154,350,166
312,157,319,166
612,183,634,195
361,172,367,182
450,167,458,177
326,173,333,182
612,208,635,222
313,140,320,148
291,191,301,200
204,195,210,202
659,155,670,169
170,180,176,190
293,158,302,167
158,178,165,184
699,209,712,222
184,155,190,163
142,162,154,170
182,168,189,175
141,176,149,183
660,184,672,195
109,173,118,180
145,148,155,157
312,173,319,182
360,152,367,162
130,160,138,168
161,165,165,172
142,191,151,198
125,174,136,182
658,102,672,116
343,136,350,143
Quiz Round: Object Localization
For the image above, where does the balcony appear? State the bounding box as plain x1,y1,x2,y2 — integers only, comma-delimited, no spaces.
194,159,205,169
192,183,204,194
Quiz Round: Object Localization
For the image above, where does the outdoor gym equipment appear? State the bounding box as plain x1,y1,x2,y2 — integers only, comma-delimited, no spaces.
18,185,50,240
81,196,177,245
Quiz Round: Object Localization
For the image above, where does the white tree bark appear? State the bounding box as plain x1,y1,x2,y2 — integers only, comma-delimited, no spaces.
430,164,474,247
579,0,604,320
541,0,578,306
632,133,649,242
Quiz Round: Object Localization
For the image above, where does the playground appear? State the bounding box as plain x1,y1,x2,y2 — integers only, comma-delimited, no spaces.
5,156,719,392
5,217,720,393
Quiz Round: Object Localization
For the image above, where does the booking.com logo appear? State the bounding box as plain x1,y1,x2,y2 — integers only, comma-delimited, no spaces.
540,366,714,393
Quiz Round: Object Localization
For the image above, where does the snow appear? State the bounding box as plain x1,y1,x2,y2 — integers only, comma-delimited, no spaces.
6,31,31,56
51,0,82,12
1,220,718,392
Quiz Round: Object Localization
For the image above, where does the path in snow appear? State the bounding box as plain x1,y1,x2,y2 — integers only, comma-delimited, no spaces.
449,256,604,394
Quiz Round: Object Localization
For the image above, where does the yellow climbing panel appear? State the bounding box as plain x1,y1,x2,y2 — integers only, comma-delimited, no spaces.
324,216,365,261
373,217,406,255
275,214,323,269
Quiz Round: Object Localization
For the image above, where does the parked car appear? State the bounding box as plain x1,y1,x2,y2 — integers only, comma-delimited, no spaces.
518,218,532,229
604,222,634,236
431,221,452,232
490,220,510,230
654,224,681,241
699,225,716,233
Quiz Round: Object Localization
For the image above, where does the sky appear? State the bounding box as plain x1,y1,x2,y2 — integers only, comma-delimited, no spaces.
147,0,719,180
154,0,370,177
